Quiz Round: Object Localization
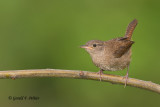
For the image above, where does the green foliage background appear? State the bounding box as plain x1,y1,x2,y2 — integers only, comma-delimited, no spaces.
0,0,160,107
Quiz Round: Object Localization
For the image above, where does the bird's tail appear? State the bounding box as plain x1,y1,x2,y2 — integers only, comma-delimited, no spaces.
124,19,138,40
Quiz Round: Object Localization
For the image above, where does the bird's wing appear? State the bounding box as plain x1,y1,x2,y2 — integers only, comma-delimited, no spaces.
113,37,134,58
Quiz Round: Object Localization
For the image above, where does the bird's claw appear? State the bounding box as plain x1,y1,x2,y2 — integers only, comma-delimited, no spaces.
97,70,103,81
123,73,129,88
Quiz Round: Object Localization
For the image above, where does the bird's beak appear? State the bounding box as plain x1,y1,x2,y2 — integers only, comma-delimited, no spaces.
80,45,93,49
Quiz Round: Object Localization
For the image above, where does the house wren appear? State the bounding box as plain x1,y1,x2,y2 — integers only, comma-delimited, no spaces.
80,19,138,86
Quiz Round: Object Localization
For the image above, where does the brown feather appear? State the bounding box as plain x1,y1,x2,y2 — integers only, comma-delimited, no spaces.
113,38,134,58
125,19,138,40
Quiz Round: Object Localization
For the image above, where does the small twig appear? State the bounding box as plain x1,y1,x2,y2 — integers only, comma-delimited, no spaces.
0,69,159,94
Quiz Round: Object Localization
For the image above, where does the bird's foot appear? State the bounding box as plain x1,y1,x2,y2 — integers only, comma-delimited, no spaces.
97,69,104,81
122,73,129,88
11,75,16,80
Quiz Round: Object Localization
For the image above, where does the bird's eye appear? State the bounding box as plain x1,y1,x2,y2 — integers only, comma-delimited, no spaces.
93,44,97,47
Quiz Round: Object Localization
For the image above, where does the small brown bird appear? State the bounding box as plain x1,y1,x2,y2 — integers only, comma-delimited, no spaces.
80,19,138,86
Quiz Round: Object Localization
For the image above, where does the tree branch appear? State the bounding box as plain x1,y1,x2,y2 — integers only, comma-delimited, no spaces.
0,69,159,94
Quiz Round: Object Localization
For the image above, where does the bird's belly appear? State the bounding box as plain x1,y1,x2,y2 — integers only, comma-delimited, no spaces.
99,62,128,71
92,56,130,71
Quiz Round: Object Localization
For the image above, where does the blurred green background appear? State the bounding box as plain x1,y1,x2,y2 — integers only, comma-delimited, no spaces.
0,0,160,107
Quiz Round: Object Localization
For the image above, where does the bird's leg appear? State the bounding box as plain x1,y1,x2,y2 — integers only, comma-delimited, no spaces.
123,63,130,87
97,69,104,81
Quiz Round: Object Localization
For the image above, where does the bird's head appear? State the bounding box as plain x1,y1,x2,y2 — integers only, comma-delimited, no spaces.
80,40,104,55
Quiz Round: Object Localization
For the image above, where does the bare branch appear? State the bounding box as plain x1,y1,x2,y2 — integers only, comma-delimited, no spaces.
0,69,159,94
